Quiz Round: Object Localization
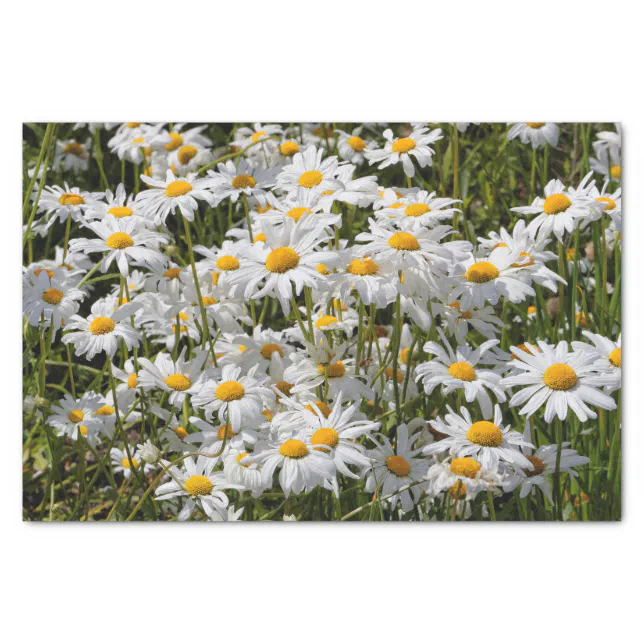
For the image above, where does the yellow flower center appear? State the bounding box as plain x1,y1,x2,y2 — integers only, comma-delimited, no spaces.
275,380,294,397
527,305,537,315
165,374,192,391
64,142,85,157
232,174,257,190
108,206,134,218
164,132,184,151
400,347,412,364
404,203,431,218
127,372,138,388
165,180,192,197
311,427,340,452
318,361,346,378
127,122,142,129
467,421,503,447
448,301,472,319
216,255,240,271
217,424,235,440
386,455,410,477
596,197,616,211
610,165,621,180
449,481,467,499
201,297,216,307
466,261,499,283
609,348,622,368
162,267,181,280
59,193,85,206
450,457,482,478
121,457,139,469
315,315,338,330
305,401,331,418
543,363,578,390
265,247,300,273
347,135,366,151
317,264,331,275
216,381,245,402
89,316,115,335
106,232,134,249
286,207,311,222
526,122,545,129
388,232,420,251
68,409,84,423
236,451,250,466
313,126,334,138
174,426,188,440
384,367,405,383
448,361,476,381
172,324,188,334
79,425,88,436
184,474,213,496
42,288,63,305
132,137,144,144
347,258,379,275
254,233,267,243
94,405,115,416
260,343,284,360
252,130,267,143
391,137,416,154
298,170,323,188
279,439,309,459
280,141,299,156
177,145,198,165
543,193,572,215
34,268,55,278
512,251,534,268
523,455,546,478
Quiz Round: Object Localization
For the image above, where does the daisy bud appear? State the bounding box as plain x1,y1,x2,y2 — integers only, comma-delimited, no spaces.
137,440,161,464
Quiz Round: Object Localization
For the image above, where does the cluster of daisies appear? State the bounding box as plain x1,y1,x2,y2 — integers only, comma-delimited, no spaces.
23,122,622,520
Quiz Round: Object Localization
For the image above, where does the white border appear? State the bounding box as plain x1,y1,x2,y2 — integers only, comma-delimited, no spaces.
4,2,643,642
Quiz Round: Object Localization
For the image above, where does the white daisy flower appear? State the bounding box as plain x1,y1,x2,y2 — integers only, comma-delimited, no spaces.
500,340,618,422
62,299,142,360
245,434,335,497
423,404,533,471
84,183,148,225
69,217,168,277
336,127,377,165
376,190,461,227
190,363,273,431
587,181,622,231
415,330,506,419
37,183,102,228
364,422,427,513
365,125,442,178
507,122,559,149
110,446,153,479
275,145,343,198
572,331,621,393
223,448,266,498
512,173,600,242
136,169,215,225
187,414,263,461
446,247,536,310
54,138,91,173
137,347,208,408
226,216,338,314
47,392,103,443
155,457,240,521
206,158,277,205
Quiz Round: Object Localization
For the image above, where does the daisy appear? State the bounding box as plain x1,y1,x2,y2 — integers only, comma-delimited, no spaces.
155,456,240,521
226,216,338,314
504,420,590,503
62,299,141,360
143,262,186,299
500,340,618,422
415,330,506,419
111,447,151,479
136,169,215,225
206,158,277,205
364,423,427,513
108,123,163,164
69,217,168,277
187,414,263,460
590,151,621,184
37,183,102,228
47,392,103,443
245,434,335,497
191,363,273,431
355,219,454,273
436,301,504,345
336,127,377,165
423,404,533,471
23,269,85,331
223,448,266,498
446,247,536,310
511,174,600,242
137,347,208,408
507,122,559,149
54,138,91,173
592,124,621,166
587,181,622,231
84,183,148,224
365,125,442,178
572,331,621,393
193,239,245,294
275,145,343,198
377,190,461,227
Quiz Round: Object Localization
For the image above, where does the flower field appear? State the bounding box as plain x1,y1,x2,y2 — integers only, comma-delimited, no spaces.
22,121,622,521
